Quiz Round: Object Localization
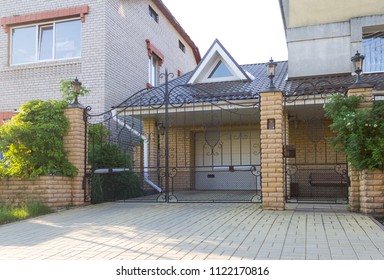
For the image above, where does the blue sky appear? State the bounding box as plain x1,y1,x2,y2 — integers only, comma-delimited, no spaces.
162,0,288,65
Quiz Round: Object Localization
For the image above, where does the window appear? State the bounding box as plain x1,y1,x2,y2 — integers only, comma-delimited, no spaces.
362,30,384,72
208,60,233,79
146,39,164,87
11,19,81,65
149,6,159,23
149,54,160,87
38,24,53,61
179,40,185,53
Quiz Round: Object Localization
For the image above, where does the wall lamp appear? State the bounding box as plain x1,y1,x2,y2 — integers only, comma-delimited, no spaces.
157,122,165,136
351,51,364,84
68,77,82,108
267,57,277,89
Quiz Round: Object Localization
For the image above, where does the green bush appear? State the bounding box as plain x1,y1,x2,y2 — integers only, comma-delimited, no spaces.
324,94,384,170
88,124,143,202
0,100,78,177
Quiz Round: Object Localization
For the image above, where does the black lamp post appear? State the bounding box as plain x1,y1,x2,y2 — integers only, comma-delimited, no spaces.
351,51,364,84
69,77,83,108
267,57,277,89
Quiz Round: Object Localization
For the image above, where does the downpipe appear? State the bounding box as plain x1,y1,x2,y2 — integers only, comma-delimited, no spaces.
112,109,162,193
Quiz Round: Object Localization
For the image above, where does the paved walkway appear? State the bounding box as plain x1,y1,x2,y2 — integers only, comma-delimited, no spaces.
0,203,383,260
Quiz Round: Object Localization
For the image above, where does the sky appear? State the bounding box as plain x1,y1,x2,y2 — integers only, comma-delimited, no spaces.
162,0,288,65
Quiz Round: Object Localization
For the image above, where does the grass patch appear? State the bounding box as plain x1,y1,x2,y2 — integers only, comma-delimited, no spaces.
0,201,52,225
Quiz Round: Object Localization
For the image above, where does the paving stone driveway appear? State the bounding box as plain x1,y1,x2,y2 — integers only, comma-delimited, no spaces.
0,203,383,260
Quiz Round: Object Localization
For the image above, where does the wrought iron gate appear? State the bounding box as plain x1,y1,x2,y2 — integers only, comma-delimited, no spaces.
86,71,262,203
283,80,349,203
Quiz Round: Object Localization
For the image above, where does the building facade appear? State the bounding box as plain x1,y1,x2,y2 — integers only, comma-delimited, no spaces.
91,1,384,214
0,0,200,121
280,0,384,78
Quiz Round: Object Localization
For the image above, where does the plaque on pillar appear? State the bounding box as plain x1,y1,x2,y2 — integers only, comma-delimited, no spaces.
283,145,296,158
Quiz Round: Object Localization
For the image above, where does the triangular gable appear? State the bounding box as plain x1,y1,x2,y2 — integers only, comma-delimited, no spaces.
187,39,251,84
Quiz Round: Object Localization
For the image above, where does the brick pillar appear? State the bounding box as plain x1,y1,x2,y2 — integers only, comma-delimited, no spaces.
64,107,86,206
260,90,285,210
346,85,383,215
347,86,373,108
348,167,360,212
359,169,384,217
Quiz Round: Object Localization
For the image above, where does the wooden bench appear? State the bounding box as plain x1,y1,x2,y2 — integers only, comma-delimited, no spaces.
309,171,348,187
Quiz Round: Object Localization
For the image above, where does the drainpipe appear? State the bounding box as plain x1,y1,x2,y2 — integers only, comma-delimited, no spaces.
112,110,162,193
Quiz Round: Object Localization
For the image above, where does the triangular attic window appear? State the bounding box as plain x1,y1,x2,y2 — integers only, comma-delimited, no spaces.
187,39,251,84
208,60,233,78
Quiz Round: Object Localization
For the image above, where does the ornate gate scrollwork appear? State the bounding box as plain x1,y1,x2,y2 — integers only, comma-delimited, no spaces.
283,80,349,203
86,71,262,203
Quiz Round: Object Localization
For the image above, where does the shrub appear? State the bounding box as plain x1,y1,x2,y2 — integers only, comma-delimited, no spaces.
88,124,143,202
324,94,384,170
0,100,78,177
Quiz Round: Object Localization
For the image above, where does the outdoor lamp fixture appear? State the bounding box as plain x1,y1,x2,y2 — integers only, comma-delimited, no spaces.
158,122,165,136
70,77,82,107
267,57,277,89
351,51,364,84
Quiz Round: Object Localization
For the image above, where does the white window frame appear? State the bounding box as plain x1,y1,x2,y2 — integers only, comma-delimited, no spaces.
10,18,81,65
148,54,160,87
38,24,54,61
362,29,384,73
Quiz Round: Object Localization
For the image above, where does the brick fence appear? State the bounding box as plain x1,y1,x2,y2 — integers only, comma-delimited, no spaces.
0,107,87,210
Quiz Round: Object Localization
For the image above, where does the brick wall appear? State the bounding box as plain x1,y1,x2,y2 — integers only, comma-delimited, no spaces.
0,177,72,209
134,119,195,192
0,0,105,113
0,0,198,116
288,119,345,165
159,126,194,191
0,107,87,210
104,0,198,110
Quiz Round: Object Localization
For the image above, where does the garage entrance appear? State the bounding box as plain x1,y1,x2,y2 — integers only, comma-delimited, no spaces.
86,73,262,203
195,130,261,191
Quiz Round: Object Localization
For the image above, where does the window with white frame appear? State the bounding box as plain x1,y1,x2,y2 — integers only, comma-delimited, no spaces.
362,30,384,72
11,19,81,65
148,54,160,87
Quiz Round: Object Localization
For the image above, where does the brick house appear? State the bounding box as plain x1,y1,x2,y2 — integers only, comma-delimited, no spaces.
0,0,200,119
104,0,384,214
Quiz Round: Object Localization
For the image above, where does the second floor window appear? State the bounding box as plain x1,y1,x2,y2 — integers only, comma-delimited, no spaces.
11,19,81,65
149,54,160,87
179,40,185,53
149,6,159,23
362,30,384,73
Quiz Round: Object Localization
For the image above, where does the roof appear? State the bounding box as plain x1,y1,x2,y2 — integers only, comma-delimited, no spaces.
153,0,201,64
119,60,384,109
283,72,384,97
119,61,288,108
